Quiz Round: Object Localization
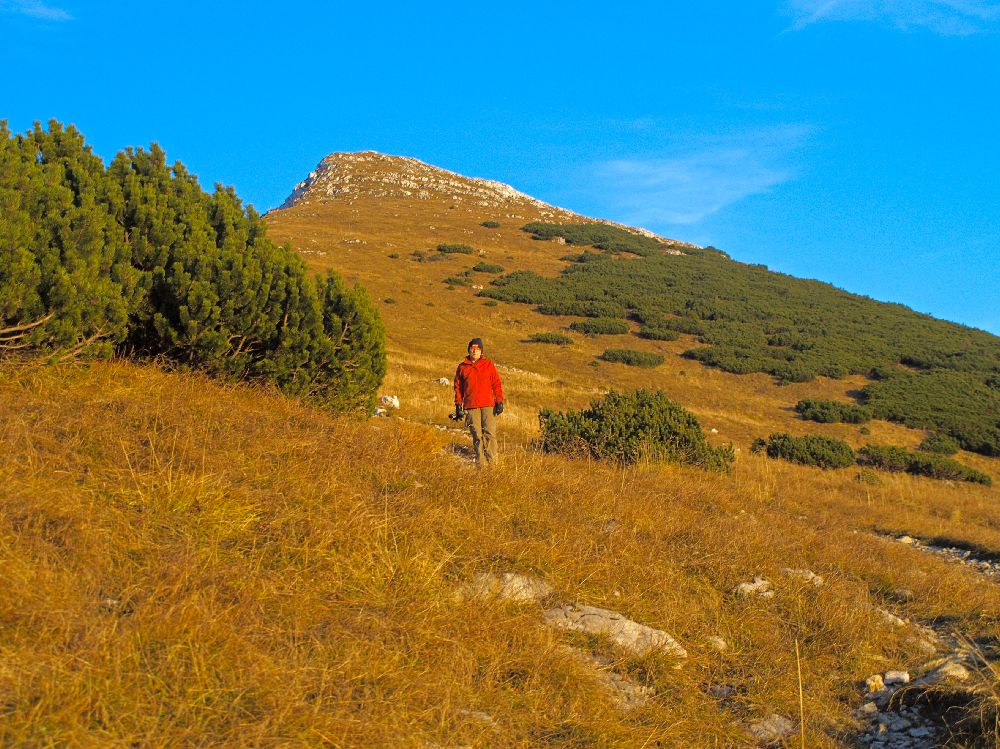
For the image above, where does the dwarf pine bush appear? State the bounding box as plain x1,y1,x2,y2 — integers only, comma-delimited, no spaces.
598,349,665,368
796,399,873,424
858,444,991,485
0,120,386,412
538,389,734,470
472,262,504,273
437,243,474,254
917,432,959,454
570,318,630,335
752,433,856,469
527,332,573,345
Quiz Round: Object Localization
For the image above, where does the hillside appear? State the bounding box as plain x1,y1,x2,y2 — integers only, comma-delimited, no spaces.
3,148,1000,747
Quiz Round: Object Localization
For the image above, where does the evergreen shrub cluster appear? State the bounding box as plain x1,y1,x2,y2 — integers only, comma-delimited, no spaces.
437,243,474,255
527,332,572,345
637,326,680,341
569,318,629,335
858,445,991,486
796,399,873,424
539,389,734,470
598,349,664,368
478,223,1000,456
918,432,959,455
522,222,664,257
472,262,504,273
0,121,386,411
537,300,628,318
751,433,856,469
480,221,500,228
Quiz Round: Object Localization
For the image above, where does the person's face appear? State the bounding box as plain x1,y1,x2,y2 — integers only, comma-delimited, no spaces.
469,344,482,361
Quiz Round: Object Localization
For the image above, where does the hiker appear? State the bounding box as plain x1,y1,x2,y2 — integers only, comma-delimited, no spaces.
454,337,505,466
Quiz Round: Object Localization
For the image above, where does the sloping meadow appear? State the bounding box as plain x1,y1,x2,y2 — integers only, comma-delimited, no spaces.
2,360,998,746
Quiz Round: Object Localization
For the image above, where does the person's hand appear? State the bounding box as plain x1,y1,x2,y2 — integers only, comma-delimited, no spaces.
454,404,465,420
493,402,504,416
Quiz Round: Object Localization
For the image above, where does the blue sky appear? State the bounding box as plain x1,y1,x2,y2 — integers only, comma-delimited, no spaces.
3,1,999,333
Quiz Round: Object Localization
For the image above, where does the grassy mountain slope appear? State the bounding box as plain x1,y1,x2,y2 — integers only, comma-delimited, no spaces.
3,151,1000,746
2,360,998,746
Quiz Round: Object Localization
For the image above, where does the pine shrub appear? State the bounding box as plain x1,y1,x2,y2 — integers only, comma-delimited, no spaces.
637,326,680,341
917,432,959,455
527,332,573,345
0,120,386,412
539,389,734,470
598,349,664,368
480,220,500,228
437,243,474,255
570,318,630,335
472,262,504,273
858,444,991,485
796,399,873,424
753,433,856,469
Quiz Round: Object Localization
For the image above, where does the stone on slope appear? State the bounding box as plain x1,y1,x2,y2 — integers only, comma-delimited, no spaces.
544,603,687,658
461,572,553,604
748,713,796,746
735,577,774,598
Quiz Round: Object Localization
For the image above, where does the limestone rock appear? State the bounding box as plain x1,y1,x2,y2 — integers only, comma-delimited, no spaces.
544,603,687,658
735,577,774,598
779,567,824,586
461,572,553,604
748,713,796,745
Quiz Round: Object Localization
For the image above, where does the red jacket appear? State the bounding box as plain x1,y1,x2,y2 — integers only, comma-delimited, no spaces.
454,357,504,409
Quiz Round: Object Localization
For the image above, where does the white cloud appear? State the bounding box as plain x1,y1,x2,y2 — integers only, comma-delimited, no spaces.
787,0,1000,35
585,126,809,228
0,0,73,21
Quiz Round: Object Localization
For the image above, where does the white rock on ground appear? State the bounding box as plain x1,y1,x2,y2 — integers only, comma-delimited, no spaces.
433,377,450,385
875,607,907,627
748,713,796,745
706,636,728,651
735,577,774,598
884,670,910,686
380,394,400,409
544,604,688,658
460,572,553,604
779,567,824,586
562,647,654,710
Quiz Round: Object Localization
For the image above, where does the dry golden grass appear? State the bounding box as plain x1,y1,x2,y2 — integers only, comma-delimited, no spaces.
2,359,998,747
2,160,998,746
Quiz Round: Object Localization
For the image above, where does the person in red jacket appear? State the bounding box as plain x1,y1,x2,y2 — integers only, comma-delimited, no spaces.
454,337,505,467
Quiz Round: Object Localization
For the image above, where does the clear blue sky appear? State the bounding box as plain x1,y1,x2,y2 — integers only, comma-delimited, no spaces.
3,1,999,333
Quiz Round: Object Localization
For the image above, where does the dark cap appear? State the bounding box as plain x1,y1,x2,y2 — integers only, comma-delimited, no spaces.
468,337,484,352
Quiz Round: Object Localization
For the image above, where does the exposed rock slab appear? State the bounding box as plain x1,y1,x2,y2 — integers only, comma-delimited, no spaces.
460,572,553,604
544,603,687,658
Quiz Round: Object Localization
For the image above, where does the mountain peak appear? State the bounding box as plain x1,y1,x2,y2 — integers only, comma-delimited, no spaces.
274,150,673,243
278,150,574,217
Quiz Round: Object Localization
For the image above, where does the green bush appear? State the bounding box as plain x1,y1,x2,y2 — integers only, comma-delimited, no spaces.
437,243,474,255
637,326,680,341
598,349,665,368
538,300,628,318
522,222,665,257
796,399,873,424
527,332,573,345
538,389,734,470
753,433,856,469
0,120,386,412
570,318,630,335
858,444,991,485
478,222,1000,457
918,432,959,455
480,220,500,228
472,262,504,273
